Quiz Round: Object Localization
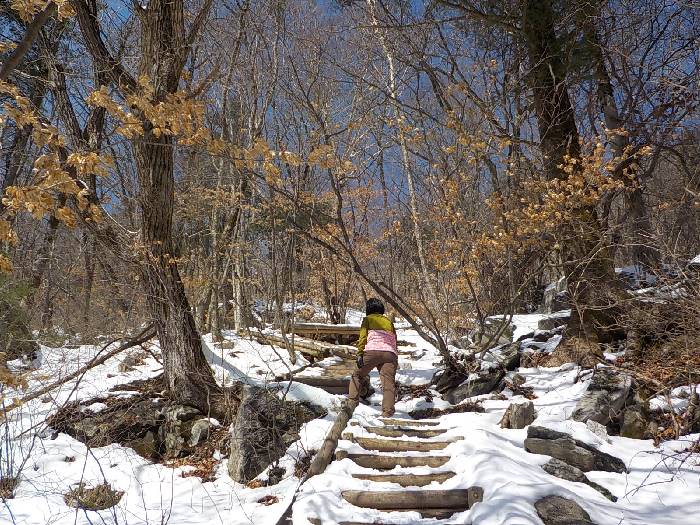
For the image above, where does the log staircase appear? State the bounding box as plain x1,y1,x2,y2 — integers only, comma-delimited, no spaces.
302,415,482,524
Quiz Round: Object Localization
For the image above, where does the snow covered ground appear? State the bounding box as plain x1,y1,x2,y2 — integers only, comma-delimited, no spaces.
2,314,699,524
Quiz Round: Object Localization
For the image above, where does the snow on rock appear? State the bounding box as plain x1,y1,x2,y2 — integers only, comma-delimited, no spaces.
650,384,700,412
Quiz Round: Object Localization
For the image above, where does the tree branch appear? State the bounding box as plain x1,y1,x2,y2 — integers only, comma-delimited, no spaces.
0,3,56,82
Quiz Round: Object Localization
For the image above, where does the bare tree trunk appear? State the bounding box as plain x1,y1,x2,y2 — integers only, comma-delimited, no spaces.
125,0,220,410
366,0,436,306
523,0,620,341
134,131,219,410
578,1,657,268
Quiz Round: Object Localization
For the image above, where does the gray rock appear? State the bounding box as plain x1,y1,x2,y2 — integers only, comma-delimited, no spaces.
161,405,203,458
571,369,635,426
541,277,569,314
128,431,157,459
442,370,504,404
498,342,521,371
500,401,536,429
164,405,201,422
585,420,609,442
512,373,526,387
537,313,570,331
525,426,626,473
228,386,326,483
535,495,595,525
542,458,617,502
542,457,587,482
620,407,651,439
189,419,212,447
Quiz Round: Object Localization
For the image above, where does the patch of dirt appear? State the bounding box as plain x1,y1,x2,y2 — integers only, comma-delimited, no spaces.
0,475,18,500
165,427,229,482
504,379,537,399
294,450,315,478
257,495,279,505
64,482,123,510
396,382,434,403
542,337,601,368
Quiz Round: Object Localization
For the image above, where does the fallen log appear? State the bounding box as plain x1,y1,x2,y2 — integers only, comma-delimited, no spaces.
379,417,440,427
275,399,357,525
254,331,355,360
291,322,361,337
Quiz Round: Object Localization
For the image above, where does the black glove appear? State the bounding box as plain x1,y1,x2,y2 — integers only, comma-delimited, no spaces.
356,355,364,368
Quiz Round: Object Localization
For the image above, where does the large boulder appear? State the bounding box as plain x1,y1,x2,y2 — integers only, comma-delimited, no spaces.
435,342,521,404
524,426,626,473
571,369,642,430
228,386,325,483
535,495,596,525
500,401,536,429
542,458,617,501
497,342,521,371
619,406,654,439
442,370,504,404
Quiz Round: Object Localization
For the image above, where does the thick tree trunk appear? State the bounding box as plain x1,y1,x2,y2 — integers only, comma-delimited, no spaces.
134,130,219,411
523,0,620,341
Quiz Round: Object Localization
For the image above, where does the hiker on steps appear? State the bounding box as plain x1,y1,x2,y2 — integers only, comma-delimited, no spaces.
348,298,398,417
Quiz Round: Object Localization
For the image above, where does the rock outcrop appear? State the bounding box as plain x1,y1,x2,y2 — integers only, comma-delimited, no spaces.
435,342,521,404
524,426,626,473
542,458,617,501
228,386,326,483
571,368,655,438
571,369,635,426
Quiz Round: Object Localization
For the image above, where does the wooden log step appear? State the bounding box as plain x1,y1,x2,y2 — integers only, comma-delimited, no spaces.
289,377,350,394
311,508,464,522
322,386,351,395
345,436,461,452
352,471,455,487
335,452,450,469
342,489,472,510
379,418,440,427
291,377,350,387
362,426,446,438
